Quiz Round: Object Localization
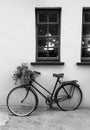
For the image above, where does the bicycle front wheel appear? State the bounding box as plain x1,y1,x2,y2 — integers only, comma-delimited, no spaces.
55,83,82,111
7,85,38,116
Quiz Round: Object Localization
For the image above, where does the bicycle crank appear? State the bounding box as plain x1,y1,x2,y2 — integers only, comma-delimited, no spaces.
45,96,53,107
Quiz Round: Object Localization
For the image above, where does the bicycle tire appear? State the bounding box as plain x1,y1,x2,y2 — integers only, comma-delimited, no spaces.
55,83,82,111
6,85,38,116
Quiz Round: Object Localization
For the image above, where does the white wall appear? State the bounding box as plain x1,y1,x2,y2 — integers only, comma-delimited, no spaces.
0,0,90,107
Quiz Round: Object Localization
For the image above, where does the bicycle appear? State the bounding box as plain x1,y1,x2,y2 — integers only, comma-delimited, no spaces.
6,64,83,116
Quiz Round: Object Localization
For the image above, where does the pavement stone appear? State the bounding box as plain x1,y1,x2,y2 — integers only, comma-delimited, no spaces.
0,107,90,130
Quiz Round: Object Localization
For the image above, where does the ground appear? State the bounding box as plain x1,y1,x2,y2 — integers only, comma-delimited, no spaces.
0,107,90,130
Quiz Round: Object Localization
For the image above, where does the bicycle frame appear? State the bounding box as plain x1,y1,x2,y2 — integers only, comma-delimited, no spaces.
31,77,61,99
6,65,83,116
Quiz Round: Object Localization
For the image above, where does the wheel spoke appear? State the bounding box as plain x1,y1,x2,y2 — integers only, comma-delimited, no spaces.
56,83,82,111
7,86,38,116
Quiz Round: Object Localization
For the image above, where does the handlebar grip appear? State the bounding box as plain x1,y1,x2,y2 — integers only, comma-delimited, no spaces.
34,71,41,75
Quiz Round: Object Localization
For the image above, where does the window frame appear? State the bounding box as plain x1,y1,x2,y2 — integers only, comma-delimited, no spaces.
81,7,90,62
35,8,61,62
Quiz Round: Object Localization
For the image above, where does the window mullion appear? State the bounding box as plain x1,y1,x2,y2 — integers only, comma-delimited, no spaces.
47,11,49,59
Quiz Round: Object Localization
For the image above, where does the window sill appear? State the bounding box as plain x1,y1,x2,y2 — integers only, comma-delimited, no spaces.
31,62,65,65
77,62,90,65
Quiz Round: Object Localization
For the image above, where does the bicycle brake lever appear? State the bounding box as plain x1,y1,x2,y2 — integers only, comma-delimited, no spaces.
34,71,41,75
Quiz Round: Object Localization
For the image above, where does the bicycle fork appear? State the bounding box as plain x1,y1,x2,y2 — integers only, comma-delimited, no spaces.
20,87,30,103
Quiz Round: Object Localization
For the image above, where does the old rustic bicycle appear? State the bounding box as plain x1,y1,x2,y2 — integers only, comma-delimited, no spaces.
6,64,83,116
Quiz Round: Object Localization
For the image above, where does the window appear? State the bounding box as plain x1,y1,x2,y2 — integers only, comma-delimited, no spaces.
81,8,90,62
36,8,61,62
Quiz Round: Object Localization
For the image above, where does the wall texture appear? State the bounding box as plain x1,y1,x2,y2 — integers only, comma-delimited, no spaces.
0,0,90,107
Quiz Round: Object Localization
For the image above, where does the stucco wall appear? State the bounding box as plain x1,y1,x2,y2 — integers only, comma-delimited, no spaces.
0,0,90,107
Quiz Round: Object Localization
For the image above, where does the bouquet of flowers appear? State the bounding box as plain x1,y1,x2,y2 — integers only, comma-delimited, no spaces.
13,63,35,85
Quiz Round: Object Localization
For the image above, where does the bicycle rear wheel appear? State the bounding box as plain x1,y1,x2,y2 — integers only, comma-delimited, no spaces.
55,83,82,111
6,85,38,116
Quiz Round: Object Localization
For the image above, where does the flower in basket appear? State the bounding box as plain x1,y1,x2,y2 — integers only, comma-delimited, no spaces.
13,64,35,85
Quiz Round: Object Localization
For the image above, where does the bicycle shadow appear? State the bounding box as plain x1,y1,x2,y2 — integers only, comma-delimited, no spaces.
31,106,61,116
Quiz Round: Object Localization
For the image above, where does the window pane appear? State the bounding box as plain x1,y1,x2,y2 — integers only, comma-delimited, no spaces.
38,36,59,53
85,13,90,22
49,25,58,35
49,37,59,47
82,36,90,46
48,48,58,57
38,48,47,57
49,12,57,22
45,36,59,47
82,47,90,57
38,37,47,47
39,12,47,22
82,36,90,57
83,25,90,36
38,25,47,35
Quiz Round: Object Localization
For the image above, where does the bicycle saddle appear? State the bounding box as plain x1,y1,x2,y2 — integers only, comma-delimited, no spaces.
53,73,64,78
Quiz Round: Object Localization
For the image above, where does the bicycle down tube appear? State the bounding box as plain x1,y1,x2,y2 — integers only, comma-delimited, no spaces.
31,78,58,99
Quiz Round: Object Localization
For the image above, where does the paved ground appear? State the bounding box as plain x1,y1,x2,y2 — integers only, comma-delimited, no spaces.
0,107,90,130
